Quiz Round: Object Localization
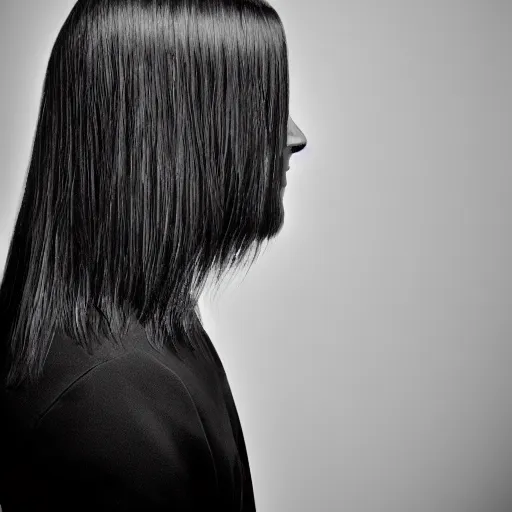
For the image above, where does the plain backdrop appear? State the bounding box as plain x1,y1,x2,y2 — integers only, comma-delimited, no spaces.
1,2,512,512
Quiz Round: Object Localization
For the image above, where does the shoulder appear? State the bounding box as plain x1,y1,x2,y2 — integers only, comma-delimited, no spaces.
10,350,218,510
36,348,203,430
2,325,194,429
35,349,214,460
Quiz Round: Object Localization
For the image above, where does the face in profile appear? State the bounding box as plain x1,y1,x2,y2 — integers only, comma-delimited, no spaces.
262,115,307,240
282,116,308,189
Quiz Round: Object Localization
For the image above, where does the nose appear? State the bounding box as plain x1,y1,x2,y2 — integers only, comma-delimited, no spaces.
287,117,307,154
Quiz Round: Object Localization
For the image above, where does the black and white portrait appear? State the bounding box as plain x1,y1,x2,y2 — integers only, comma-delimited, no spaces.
0,1,511,511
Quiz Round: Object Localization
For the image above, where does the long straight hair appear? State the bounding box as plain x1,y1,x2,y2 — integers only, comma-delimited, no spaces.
0,0,289,389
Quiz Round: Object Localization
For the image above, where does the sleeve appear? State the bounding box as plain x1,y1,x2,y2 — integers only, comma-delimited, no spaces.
18,352,218,512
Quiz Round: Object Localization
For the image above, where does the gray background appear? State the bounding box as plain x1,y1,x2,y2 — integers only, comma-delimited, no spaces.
1,1,512,511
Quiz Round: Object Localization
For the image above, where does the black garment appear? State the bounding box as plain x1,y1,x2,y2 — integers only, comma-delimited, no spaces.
0,320,256,511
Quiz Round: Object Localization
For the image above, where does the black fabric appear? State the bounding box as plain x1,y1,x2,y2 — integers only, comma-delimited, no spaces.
0,321,256,511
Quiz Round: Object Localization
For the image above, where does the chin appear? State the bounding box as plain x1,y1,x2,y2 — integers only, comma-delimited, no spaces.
264,187,286,239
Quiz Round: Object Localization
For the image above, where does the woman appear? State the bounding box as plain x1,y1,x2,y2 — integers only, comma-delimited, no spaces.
0,0,307,510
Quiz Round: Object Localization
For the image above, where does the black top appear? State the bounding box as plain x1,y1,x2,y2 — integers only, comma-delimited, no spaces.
0,320,256,511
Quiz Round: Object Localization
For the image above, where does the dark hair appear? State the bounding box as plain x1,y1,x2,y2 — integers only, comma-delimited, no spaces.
0,0,289,389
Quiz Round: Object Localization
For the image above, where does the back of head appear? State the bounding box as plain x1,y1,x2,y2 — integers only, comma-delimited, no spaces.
0,0,289,389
